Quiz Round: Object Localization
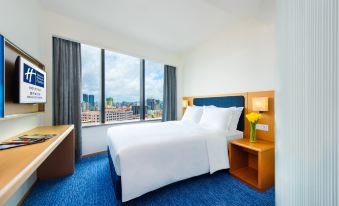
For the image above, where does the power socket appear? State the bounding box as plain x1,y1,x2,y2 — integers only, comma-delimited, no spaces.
256,124,269,131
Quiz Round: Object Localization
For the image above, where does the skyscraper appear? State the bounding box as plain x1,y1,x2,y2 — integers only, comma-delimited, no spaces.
132,105,140,115
132,105,148,116
83,94,89,103
146,98,156,110
89,95,95,110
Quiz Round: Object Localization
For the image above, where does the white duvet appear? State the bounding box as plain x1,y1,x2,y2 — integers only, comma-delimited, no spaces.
107,121,243,202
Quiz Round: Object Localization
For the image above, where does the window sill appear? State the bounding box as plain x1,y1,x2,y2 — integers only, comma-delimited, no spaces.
82,119,162,128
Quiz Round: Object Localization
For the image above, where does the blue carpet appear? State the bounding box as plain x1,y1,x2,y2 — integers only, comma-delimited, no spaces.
23,154,275,206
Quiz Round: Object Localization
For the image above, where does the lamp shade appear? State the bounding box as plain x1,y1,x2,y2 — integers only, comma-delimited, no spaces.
182,100,189,108
252,97,268,112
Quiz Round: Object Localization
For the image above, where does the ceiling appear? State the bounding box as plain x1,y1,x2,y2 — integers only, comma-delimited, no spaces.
40,0,274,54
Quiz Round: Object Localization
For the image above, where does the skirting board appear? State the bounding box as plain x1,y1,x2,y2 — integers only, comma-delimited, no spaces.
81,150,107,158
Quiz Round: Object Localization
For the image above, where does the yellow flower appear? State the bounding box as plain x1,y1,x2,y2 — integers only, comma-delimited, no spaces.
246,112,262,123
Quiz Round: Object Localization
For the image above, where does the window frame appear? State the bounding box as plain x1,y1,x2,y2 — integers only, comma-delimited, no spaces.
81,45,163,127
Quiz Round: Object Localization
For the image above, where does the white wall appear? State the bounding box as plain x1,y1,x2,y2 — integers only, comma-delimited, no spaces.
0,1,44,205
182,18,275,97
276,0,338,205
0,0,44,140
0,116,42,141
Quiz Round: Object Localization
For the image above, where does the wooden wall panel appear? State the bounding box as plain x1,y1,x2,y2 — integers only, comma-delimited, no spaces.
182,90,274,142
248,91,275,142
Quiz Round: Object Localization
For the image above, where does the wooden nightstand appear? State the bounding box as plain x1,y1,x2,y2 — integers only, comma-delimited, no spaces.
229,138,274,191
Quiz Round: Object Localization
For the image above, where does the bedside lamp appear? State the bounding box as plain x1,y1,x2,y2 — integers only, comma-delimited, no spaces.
252,97,268,112
182,100,189,108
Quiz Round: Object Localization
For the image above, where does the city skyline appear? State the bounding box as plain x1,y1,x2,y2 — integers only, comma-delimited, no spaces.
81,94,163,109
81,93,163,123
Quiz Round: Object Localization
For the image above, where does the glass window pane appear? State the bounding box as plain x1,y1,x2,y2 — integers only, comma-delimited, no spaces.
145,60,164,120
105,50,140,123
81,44,101,126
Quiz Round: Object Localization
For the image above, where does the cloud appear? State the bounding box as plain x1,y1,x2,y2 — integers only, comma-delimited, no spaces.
81,44,164,104
105,50,140,102
145,60,163,100
81,44,101,103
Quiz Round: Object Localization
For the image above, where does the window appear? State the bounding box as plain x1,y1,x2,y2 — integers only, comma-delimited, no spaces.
145,60,164,120
80,44,165,126
105,50,140,123
81,44,101,126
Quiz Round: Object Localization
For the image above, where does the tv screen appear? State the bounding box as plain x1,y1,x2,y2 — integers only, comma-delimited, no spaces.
15,56,46,103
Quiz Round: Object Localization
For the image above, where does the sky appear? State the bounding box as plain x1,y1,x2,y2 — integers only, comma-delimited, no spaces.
81,44,164,104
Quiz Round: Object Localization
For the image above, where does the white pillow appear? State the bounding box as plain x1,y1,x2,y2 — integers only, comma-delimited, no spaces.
199,106,235,131
181,106,203,124
229,107,244,130
203,105,216,108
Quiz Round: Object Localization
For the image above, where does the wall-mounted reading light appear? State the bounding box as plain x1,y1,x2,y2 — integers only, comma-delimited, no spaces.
182,100,188,108
252,97,269,112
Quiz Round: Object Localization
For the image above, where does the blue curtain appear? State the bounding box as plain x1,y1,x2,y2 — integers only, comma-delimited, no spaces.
53,37,82,160
162,65,177,121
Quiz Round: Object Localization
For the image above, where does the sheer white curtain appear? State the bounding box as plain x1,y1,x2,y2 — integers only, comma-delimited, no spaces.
276,0,339,205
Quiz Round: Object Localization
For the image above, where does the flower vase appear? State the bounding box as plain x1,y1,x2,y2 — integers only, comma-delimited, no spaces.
250,122,256,143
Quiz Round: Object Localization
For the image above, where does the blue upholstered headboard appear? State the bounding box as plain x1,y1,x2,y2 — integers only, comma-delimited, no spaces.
193,96,245,131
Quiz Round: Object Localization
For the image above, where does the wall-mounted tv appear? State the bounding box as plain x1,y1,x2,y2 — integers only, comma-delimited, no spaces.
15,56,46,103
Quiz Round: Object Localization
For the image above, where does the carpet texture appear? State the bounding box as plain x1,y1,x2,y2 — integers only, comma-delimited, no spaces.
23,154,275,206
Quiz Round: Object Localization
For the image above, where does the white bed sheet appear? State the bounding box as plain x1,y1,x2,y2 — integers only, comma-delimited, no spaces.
107,121,243,202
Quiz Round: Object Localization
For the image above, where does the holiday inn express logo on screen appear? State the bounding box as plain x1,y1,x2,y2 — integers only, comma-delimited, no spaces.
23,64,45,88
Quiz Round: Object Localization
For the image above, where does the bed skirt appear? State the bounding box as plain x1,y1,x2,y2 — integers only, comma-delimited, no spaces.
108,147,122,201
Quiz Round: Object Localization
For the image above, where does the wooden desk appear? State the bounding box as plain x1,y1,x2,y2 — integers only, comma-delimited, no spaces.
229,138,274,191
0,125,74,205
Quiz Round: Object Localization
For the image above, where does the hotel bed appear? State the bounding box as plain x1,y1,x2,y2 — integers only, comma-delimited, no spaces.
107,96,245,202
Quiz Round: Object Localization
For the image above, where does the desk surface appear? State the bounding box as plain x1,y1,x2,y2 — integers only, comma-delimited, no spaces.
0,125,74,205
